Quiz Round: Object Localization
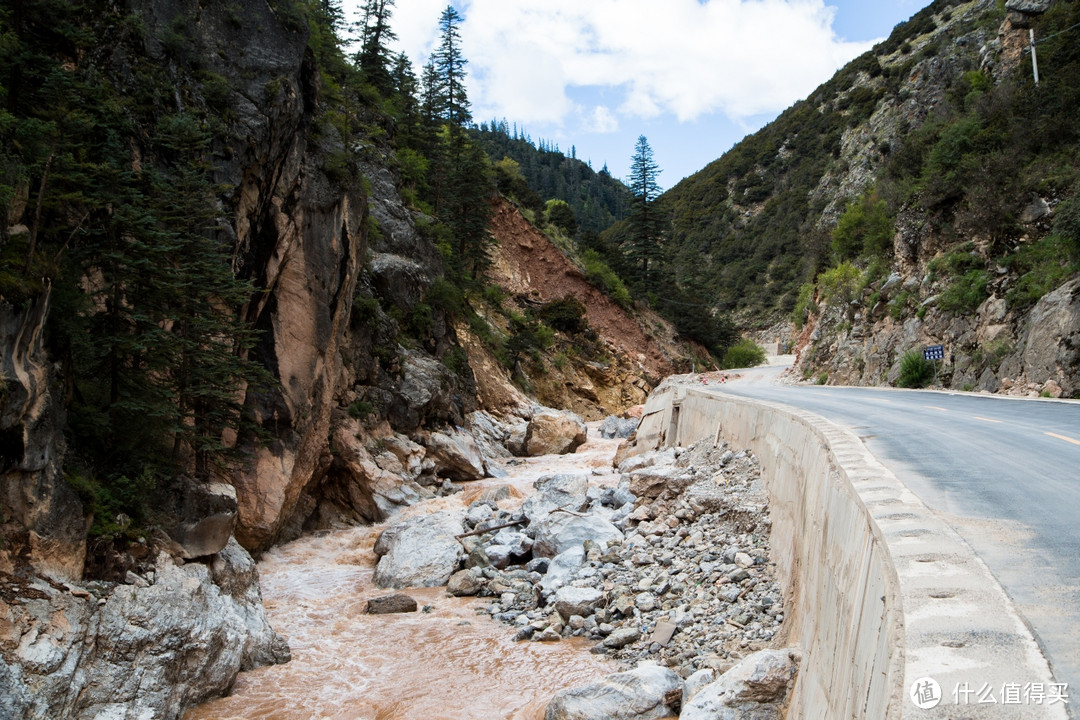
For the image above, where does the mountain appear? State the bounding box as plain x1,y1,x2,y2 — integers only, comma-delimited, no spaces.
656,0,1080,396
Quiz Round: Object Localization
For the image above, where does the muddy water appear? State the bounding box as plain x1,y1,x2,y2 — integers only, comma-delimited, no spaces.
186,434,623,720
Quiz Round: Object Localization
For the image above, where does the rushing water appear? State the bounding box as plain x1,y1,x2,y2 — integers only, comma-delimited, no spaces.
186,433,623,720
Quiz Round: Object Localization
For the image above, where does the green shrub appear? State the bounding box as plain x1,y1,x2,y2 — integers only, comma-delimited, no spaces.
791,282,817,328
889,290,914,320
897,349,934,388
831,190,894,260
537,295,588,333
722,339,767,369
816,372,829,385
348,400,374,420
939,269,989,313
581,249,632,309
1005,235,1079,308
817,262,861,306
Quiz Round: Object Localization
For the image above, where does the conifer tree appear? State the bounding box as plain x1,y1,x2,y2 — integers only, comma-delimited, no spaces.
432,5,470,126
626,135,665,288
355,0,397,96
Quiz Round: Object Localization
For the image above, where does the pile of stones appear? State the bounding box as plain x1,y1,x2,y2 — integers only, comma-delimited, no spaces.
443,438,785,679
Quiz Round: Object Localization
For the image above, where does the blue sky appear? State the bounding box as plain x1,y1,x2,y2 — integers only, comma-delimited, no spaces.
345,0,930,188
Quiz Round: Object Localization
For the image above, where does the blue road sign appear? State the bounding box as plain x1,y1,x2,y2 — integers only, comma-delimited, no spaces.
923,345,944,361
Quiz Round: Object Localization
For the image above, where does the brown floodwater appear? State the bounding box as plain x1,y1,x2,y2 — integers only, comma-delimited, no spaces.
186,433,623,720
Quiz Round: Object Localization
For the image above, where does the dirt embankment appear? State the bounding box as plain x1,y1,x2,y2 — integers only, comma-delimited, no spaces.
487,199,676,382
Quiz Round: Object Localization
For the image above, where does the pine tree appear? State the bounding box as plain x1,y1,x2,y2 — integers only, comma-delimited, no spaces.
431,5,470,126
355,0,397,96
626,135,664,288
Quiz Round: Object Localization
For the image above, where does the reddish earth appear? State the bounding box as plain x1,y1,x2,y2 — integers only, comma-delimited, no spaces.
487,199,675,381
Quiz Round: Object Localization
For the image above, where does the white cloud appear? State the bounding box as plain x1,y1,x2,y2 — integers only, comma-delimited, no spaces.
362,0,875,131
582,105,619,134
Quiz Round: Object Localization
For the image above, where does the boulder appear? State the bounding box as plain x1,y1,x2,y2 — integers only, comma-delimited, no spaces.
321,423,426,526
0,542,289,720
545,664,682,720
532,513,624,558
598,415,639,440
373,511,465,588
602,626,641,649
683,668,718,705
507,423,528,457
447,569,484,597
521,473,589,522
389,350,458,430
365,593,418,614
554,587,603,620
539,546,586,594
368,253,428,311
423,428,487,482
165,479,238,559
627,466,696,500
680,649,799,720
466,410,514,459
1005,0,1051,13
525,410,587,456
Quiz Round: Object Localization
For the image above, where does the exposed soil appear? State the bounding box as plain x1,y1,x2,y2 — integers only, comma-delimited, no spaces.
487,199,676,382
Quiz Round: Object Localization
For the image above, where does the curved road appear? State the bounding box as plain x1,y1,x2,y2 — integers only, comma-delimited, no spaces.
710,366,1080,709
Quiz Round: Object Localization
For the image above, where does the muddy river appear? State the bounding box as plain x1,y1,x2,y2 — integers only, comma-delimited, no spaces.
186,434,624,720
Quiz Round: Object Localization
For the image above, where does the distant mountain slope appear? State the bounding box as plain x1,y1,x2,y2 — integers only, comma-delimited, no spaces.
655,0,1080,396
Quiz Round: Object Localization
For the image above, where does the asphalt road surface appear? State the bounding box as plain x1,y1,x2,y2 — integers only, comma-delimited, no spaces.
711,366,1080,708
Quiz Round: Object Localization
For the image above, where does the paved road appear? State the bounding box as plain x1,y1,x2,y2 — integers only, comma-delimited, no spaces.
710,366,1080,708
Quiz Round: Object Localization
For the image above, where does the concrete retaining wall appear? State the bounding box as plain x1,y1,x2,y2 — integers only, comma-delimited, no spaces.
631,380,1062,720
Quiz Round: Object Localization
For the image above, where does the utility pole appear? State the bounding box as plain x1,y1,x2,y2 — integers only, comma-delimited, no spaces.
1030,29,1040,86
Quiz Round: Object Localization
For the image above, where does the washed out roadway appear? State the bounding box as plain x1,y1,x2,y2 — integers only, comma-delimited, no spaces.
709,365,1080,711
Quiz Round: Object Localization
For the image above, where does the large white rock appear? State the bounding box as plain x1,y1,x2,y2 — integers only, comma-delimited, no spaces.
373,511,465,588
521,473,589,522
680,649,799,720
539,546,586,594
532,513,623,558
545,664,682,720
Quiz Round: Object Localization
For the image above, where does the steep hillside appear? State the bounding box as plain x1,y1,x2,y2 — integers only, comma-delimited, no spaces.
463,198,698,419
658,0,1080,396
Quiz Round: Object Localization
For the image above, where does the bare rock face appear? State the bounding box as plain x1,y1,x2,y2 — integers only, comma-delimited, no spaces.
545,664,683,720
680,649,799,720
1001,278,1080,397
0,538,289,720
524,410,587,456
0,293,85,581
373,511,465,589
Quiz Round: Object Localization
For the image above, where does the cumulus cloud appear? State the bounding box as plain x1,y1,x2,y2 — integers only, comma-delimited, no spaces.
582,105,619,134
375,0,874,130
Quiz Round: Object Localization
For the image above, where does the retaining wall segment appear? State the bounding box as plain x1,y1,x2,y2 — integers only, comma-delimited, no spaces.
632,381,1064,719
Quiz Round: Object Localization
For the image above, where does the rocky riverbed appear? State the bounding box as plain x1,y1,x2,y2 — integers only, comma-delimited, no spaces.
188,414,797,719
